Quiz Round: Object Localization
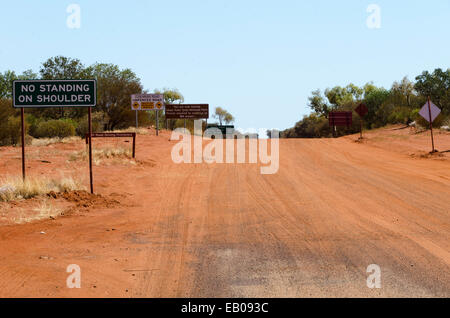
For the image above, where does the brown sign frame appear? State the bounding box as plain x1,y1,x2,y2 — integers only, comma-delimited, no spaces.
85,132,136,158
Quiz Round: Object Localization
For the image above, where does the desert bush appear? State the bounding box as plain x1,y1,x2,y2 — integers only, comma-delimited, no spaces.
27,114,43,137
75,113,104,137
33,119,76,138
441,117,450,130
0,116,27,146
282,114,332,138
31,136,81,147
415,111,446,128
69,147,132,164
12,200,63,224
0,175,85,202
112,126,150,135
386,106,416,125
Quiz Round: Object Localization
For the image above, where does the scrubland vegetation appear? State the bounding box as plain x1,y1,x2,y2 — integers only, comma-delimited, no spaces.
0,175,85,202
0,56,186,146
282,69,450,138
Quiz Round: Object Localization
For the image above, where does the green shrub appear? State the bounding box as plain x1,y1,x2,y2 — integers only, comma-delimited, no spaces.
27,115,44,138
282,114,332,138
387,106,415,124
415,111,446,128
33,119,76,138
75,113,103,137
0,116,27,146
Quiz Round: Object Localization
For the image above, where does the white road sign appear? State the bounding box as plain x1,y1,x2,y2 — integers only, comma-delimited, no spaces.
419,101,441,123
131,94,164,111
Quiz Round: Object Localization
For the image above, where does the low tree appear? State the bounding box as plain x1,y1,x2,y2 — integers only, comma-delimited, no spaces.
213,107,234,125
87,63,143,130
392,76,415,107
415,68,450,114
308,89,329,118
154,88,184,130
38,56,89,119
0,69,38,99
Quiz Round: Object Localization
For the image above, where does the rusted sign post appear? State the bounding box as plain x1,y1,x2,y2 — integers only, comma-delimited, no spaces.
13,79,97,193
355,103,368,139
87,107,94,194
328,111,352,138
20,107,25,180
419,97,441,153
85,132,136,158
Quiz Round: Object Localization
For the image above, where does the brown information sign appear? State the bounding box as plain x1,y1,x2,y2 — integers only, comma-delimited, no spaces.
329,111,353,127
355,103,368,117
165,104,209,119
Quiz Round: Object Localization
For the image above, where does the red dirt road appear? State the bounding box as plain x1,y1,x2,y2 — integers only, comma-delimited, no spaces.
0,126,449,297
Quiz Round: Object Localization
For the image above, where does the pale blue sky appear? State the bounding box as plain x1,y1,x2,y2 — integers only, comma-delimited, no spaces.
1,0,449,130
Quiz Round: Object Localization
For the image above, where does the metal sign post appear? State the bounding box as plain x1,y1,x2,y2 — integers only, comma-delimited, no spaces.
355,103,368,139
20,107,25,181
427,96,435,153
136,110,138,129
13,79,96,192
156,109,159,136
88,107,94,194
419,97,441,153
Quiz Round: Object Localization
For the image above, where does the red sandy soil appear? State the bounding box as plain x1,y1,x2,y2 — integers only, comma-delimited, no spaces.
0,125,449,297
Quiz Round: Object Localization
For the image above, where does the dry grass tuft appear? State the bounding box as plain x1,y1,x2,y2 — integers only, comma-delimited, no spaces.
31,136,81,147
69,147,132,165
111,127,150,135
12,201,63,224
0,175,85,202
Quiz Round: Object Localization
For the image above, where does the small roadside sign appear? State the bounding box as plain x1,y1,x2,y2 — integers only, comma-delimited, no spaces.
132,101,140,110
355,103,368,117
329,111,352,127
419,101,441,123
12,79,97,194
131,94,165,135
130,94,164,110
329,111,352,138
13,80,96,108
420,97,441,153
165,104,209,119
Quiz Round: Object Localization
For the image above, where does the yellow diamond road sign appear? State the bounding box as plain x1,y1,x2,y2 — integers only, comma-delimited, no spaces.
132,101,140,110
156,101,163,109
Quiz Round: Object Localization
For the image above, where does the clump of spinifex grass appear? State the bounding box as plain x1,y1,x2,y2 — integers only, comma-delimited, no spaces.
112,127,150,135
12,201,63,224
69,147,132,165
31,136,82,147
0,175,85,202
